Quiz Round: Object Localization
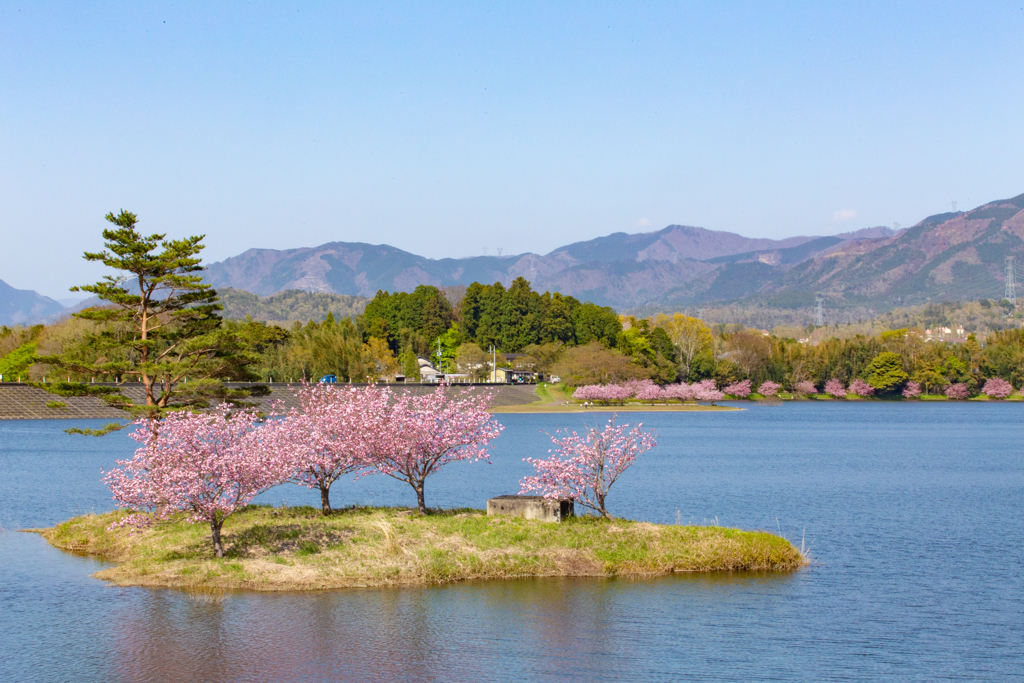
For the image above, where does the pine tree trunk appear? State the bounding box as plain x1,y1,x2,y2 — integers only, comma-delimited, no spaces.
320,484,332,515
210,518,225,558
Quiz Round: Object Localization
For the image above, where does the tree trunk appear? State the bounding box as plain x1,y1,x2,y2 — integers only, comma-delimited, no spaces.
210,518,225,558
414,483,427,514
320,484,332,515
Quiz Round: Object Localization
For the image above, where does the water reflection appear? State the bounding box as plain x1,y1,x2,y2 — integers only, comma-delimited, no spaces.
103,572,801,683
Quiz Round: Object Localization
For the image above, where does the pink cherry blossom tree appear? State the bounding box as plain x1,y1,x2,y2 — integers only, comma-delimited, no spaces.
793,380,817,395
103,405,291,557
693,379,724,402
663,382,695,403
981,377,1013,399
824,378,847,398
366,382,503,513
272,383,387,514
520,417,657,520
634,384,665,404
945,383,969,400
758,381,781,396
849,379,875,397
622,378,656,397
723,380,752,398
572,385,603,402
901,381,922,399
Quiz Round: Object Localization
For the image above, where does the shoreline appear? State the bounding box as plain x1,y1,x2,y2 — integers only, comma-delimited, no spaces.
31,506,806,592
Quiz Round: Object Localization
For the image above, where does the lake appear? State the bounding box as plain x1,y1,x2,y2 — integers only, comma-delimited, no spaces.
1,403,1022,682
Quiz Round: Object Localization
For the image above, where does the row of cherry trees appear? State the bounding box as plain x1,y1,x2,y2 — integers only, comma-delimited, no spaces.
105,383,658,556
572,375,1019,403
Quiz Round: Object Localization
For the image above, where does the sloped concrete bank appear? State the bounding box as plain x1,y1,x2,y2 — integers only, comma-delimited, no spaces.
0,382,540,420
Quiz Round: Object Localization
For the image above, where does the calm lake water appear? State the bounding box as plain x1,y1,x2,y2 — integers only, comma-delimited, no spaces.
1,403,1022,682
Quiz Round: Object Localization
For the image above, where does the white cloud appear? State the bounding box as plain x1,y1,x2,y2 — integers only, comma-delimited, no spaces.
832,209,858,223
634,217,652,228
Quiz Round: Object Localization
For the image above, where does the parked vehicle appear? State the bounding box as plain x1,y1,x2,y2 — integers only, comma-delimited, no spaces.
319,375,338,384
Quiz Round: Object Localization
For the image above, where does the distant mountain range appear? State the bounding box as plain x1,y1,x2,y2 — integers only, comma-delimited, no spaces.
204,222,905,310
0,279,64,327
5,191,1023,325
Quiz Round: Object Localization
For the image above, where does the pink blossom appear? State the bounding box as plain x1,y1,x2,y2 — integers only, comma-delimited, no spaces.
945,383,969,400
621,378,656,398
793,380,817,395
634,384,665,403
663,383,695,402
572,385,603,402
758,381,781,397
849,379,875,397
981,377,1013,399
103,405,293,557
824,378,847,398
901,381,922,398
270,382,387,513
520,417,657,520
693,379,724,402
723,380,752,398
365,382,503,513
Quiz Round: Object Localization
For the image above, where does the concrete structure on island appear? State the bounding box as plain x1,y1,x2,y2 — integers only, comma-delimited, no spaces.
487,495,574,522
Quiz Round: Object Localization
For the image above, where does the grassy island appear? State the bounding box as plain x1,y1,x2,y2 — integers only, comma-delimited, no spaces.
34,505,805,591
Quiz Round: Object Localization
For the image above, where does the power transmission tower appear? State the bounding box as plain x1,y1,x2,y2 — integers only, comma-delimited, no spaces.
951,200,958,212
815,296,825,326
1006,256,1017,306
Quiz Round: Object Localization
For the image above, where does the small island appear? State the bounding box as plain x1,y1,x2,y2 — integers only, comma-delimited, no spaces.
35,506,805,591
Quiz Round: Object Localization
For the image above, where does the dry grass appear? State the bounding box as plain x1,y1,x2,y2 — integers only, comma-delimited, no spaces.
36,505,807,592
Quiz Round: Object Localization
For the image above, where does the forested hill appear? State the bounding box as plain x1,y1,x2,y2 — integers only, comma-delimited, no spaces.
218,288,368,324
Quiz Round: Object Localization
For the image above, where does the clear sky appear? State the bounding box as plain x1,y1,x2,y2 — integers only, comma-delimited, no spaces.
2,1,1023,299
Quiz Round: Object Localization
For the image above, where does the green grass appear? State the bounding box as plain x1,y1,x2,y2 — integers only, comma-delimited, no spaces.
34,506,805,591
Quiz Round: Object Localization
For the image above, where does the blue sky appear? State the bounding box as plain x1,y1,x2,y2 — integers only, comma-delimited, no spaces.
2,1,1023,298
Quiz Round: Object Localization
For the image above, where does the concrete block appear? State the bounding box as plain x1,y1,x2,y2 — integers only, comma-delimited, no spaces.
487,495,574,522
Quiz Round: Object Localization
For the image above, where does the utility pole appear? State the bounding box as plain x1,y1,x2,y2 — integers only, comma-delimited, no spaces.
489,345,497,383
1006,256,1017,306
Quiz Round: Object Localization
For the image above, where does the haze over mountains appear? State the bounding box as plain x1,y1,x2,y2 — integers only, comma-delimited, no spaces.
4,191,1023,326
205,191,1024,312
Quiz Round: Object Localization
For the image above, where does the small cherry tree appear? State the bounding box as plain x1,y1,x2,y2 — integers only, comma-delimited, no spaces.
758,381,781,396
793,380,817,395
693,379,724,402
520,417,657,520
272,383,386,514
902,381,922,399
724,380,752,398
945,383,969,400
634,384,665,403
849,379,875,397
664,382,694,402
367,383,503,513
981,377,1013,399
103,405,290,557
824,378,847,398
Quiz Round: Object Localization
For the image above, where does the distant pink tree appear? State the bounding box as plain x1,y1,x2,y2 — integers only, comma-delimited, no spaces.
723,379,752,398
634,384,665,403
902,381,922,399
572,385,603,402
981,377,1013,399
793,380,818,395
622,378,656,397
849,379,875,397
693,379,724,402
366,382,503,513
520,417,657,520
663,382,695,402
103,406,291,557
945,383,969,400
601,384,635,405
272,383,387,514
758,381,781,396
824,378,847,398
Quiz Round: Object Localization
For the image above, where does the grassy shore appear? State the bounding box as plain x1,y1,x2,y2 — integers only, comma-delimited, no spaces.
33,506,805,591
